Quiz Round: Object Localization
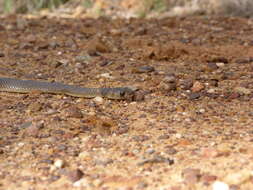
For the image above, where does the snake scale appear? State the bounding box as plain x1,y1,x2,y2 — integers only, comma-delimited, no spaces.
0,77,135,100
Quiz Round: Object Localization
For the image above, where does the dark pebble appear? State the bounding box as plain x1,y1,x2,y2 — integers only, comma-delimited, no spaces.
165,146,178,155
188,92,201,100
133,66,155,73
66,169,84,182
179,79,193,90
208,57,228,63
207,62,219,71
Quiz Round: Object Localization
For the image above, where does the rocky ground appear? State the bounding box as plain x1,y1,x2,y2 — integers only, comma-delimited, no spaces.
0,15,253,190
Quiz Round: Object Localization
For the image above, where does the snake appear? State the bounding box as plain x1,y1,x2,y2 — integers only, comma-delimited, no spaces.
0,77,136,100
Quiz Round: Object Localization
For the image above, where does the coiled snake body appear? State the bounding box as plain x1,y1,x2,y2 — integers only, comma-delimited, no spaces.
0,77,135,100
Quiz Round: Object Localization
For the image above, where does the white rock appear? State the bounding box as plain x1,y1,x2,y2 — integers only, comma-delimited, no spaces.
216,62,225,67
94,96,104,103
212,181,229,190
99,73,114,79
54,159,64,168
207,88,216,93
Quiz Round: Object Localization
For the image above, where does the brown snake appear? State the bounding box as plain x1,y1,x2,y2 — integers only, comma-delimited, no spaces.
0,77,135,100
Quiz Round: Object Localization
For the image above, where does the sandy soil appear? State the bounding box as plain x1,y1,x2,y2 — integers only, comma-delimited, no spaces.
0,15,253,190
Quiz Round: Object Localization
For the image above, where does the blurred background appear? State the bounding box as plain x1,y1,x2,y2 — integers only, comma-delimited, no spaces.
0,0,253,18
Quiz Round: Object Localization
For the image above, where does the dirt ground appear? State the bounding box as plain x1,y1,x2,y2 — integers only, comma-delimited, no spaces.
0,15,253,190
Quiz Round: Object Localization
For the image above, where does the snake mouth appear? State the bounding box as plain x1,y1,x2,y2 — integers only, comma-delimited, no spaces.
120,88,136,101
105,87,135,100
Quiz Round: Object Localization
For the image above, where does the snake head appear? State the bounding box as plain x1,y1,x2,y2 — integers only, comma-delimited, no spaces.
105,87,136,100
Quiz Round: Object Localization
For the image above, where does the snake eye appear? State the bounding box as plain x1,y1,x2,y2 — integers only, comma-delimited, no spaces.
120,91,125,97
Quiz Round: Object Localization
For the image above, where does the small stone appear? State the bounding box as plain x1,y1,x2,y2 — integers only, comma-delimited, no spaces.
207,62,219,71
75,54,91,63
93,96,104,103
191,81,205,92
99,73,114,79
216,62,225,67
179,79,193,90
159,81,176,92
27,102,43,113
146,148,155,154
54,159,64,168
57,59,69,65
212,181,229,190
209,79,219,87
163,74,176,83
133,66,155,73
234,87,251,95
66,169,84,183
66,106,83,118
207,88,216,93
165,146,177,155
188,92,201,100
24,122,43,137
198,108,206,113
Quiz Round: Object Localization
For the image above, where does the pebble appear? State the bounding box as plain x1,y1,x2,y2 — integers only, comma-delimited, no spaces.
163,74,176,83
207,88,216,93
133,66,155,73
216,62,225,67
93,96,104,103
54,159,64,168
234,86,251,95
66,169,84,183
159,81,176,92
146,148,155,154
207,62,219,71
199,108,205,113
25,123,42,137
188,92,201,100
99,73,114,79
179,79,193,90
191,81,205,92
75,55,91,63
212,181,229,190
165,146,177,155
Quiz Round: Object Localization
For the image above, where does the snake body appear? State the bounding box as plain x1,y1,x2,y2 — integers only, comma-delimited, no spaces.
0,77,135,100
